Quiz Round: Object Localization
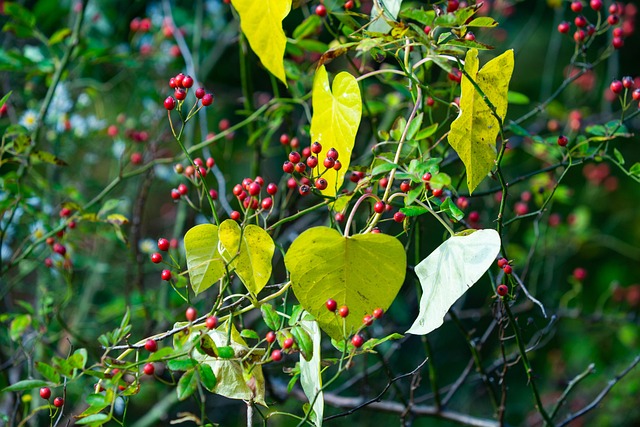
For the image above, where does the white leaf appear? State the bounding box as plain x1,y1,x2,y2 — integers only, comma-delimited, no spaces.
407,229,501,335
369,0,403,34
299,318,323,426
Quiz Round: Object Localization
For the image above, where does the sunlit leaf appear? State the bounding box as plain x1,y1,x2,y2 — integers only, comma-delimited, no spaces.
407,229,500,335
448,49,514,193
299,319,323,426
369,0,403,34
285,227,406,340
230,0,291,85
218,220,275,296
184,224,225,295
310,65,362,199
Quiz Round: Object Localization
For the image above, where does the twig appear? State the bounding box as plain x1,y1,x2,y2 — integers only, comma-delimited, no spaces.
511,272,547,318
549,363,596,421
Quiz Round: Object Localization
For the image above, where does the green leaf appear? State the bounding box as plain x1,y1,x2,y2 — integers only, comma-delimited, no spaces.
230,0,291,85
218,220,275,296
291,325,314,362
369,0,403,33
613,148,625,165
75,414,111,425
48,28,71,45
2,379,51,392
371,162,397,176
30,150,67,166
429,173,451,190
239,329,260,340
440,198,464,221
35,362,60,384
629,163,640,177
361,332,404,351
399,8,435,26
293,14,322,39
68,348,88,370
400,206,428,217
0,92,12,111
407,229,500,335
184,224,226,295
167,358,197,371
9,314,30,341
507,91,530,105
299,319,323,425
467,17,498,27
310,65,362,199
285,227,406,341
448,49,514,194
177,369,198,401
415,123,438,140
261,304,280,331
85,393,108,407
197,363,217,392
148,346,175,361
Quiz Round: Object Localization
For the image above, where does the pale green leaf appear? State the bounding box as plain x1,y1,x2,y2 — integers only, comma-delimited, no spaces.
407,229,501,335
448,49,514,193
184,224,225,295
369,0,403,33
218,220,275,296
310,65,362,199
230,0,291,85
9,314,30,341
75,414,111,425
507,91,530,105
299,319,323,426
285,227,406,341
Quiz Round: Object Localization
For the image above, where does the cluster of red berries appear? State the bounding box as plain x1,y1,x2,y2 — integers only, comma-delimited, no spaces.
325,299,383,348
43,207,78,269
265,330,297,362
557,1,626,48
170,157,218,201
164,73,213,111
129,17,152,33
282,141,340,196
315,0,353,16
231,176,278,220
39,387,64,408
497,257,513,275
610,76,640,108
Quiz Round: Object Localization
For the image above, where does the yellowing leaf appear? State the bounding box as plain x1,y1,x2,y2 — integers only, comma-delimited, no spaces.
407,229,500,335
448,49,514,193
310,65,362,198
184,224,226,295
285,227,406,341
218,220,275,296
231,0,291,86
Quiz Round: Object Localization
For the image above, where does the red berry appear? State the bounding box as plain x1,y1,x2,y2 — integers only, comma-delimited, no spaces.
326,299,337,312
574,15,587,28
571,1,583,12
248,182,261,196
311,141,322,154
333,160,342,171
289,151,301,163
363,315,373,326
174,73,185,87
44,258,53,268
40,387,51,400
573,267,587,281
202,93,214,106
372,308,384,319
145,339,158,352
496,284,509,297
206,316,218,329
157,238,170,251
632,89,640,101
448,68,462,83
468,211,480,222
557,135,568,147
335,212,345,222
400,181,411,192
351,334,364,348
164,96,176,110
174,88,186,101
53,397,64,408
151,253,163,264
53,243,66,256
612,37,624,49
271,349,283,361
344,0,354,10
195,87,205,99
283,337,294,349
610,80,623,94
171,189,181,200
315,4,327,17
503,265,513,275
622,76,634,89
424,25,431,35
589,0,602,10
186,307,197,322
374,201,385,214
178,183,188,196
206,157,215,168
338,305,349,318
422,172,432,181
161,269,171,281
607,15,619,26
447,0,459,13
230,211,241,221
266,183,278,195
59,207,71,217
280,134,290,145
497,258,508,268
294,162,306,174
323,157,335,169
327,148,339,160
432,188,443,197
609,3,619,14
287,177,297,189
315,178,328,190
130,152,143,165
143,363,155,375
574,29,585,42
182,75,194,88
613,27,623,37
306,155,318,168
379,177,389,188
393,212,406,223
298,185,311,196
266,331,276,343
558,21,570,33
464,31,475,41
290,137,300,149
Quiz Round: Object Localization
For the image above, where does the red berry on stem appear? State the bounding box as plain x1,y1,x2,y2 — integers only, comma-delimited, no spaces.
497,258,508,268
315,4,327,17
464,31,475,41
574,15,587,28
345,0,354,10
590,0,602,10
327,148,339,160
230,211,241,221
571,1,583,12
432,188,443,197
161,269,171,281
422,172,432,181
202,93,214,106
248,182,261,196
53,243,66,256
558,21,570,33
400,181,411,192
612,37,624,49
607,15,619,25
335,212,345,222
468,211,480,222
610,80,623,94
267,183,278,195
40,387,51,400
174,88,186,101
338,305,349,318
372,308,384,319
448,68,462,83
143,363,155,375
333,160,342,171
503,265,513,275
323,157,335,169
283,161,294,174
283,337,294,349
295,162,307,174
311,141,322,154
557,135,568,147
280,134,290,145
261,197,273,210
393,212,406,223
363,315,373,326
164,96,176,110
145,339,158,352
271,349,283,361
496,284,509,297
171,189,181,200
299,185,311,196
622,76,634,89
315,178,328,190
174,73,185,87
632,89,640,101
206,157,215,168
182,75,194,88
266,331,276,343
195,87,205,99
151,253,163,264
186,307,197,322
351,334,364,348
178,183,188,196
306,155,318,168
158,238,170,251
53,397,64,408
374,201,385,214
325,299,338,312
573,267,587,281
289,151,301,163
206,316,218,329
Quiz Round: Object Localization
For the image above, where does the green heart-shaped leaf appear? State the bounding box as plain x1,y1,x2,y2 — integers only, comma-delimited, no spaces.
285,227,406,341
219,220,275,296
184,224,225,295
